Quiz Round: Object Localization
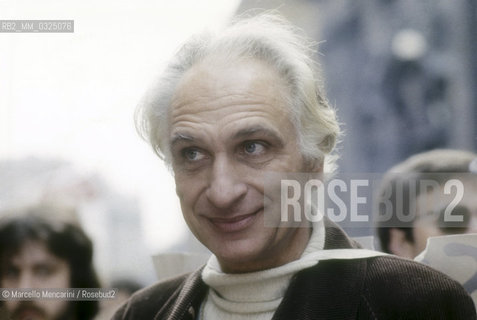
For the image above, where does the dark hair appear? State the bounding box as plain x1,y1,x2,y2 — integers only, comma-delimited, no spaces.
0,206,100,320
375,149,477,253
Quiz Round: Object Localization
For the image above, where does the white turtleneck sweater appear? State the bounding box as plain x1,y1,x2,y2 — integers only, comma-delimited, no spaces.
199,217,325,320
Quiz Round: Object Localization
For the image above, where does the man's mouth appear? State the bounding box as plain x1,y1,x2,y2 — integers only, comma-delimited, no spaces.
207,209,262,233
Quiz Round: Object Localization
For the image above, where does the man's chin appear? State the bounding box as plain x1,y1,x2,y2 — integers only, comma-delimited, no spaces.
214,245,268,273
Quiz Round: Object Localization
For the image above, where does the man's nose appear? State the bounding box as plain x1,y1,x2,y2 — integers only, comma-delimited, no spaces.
17,272,34,288
206,156,247,209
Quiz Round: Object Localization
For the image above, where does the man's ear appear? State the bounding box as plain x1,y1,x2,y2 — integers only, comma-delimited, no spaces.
304,158,323,173
388,228,415,259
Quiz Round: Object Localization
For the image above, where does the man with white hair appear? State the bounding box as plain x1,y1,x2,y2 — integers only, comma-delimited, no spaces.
114,14,476,319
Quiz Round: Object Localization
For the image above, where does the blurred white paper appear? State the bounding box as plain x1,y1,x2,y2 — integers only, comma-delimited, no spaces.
415,233,477,308
352,236,376,250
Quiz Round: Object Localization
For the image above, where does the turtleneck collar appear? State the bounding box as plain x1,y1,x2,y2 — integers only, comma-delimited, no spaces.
199,217,325,319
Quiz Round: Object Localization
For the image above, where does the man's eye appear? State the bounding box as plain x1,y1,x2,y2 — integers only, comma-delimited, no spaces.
182,148,204,161
4,266,19,279
243,141,266,155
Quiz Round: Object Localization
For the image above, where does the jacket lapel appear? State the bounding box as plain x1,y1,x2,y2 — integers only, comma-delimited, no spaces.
272,219,367,320
154,268,208,320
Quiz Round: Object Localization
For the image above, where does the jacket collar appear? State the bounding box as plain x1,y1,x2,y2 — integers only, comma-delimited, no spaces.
271,218,366,319
154,267,207,320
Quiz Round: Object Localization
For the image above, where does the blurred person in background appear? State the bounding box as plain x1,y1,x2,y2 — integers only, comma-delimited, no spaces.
376,149,477,258
0,204,100,320
114,13,475,319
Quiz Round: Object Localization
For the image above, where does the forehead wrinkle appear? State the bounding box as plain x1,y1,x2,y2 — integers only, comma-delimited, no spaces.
173,102,280,118
171,100,291,136
232,125,283,140
170,90,283,118
171,66,289,114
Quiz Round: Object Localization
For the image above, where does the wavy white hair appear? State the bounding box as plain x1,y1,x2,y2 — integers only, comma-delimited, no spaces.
136,13,341,173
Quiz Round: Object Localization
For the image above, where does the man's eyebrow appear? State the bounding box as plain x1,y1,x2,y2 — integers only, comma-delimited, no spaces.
170,133,196,147
232,126,284,144
170,126,285,147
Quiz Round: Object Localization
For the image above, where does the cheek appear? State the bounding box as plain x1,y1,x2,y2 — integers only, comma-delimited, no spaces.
413,225,443,252
175,175,206,207
47,266,71,288
0,278,15,288
177,188,196,213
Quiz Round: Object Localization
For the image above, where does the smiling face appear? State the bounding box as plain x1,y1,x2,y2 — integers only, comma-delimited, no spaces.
169,58,316,273
1,240,71,320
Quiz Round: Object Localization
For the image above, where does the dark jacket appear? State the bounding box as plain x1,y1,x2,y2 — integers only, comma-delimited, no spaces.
113,221,476,319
